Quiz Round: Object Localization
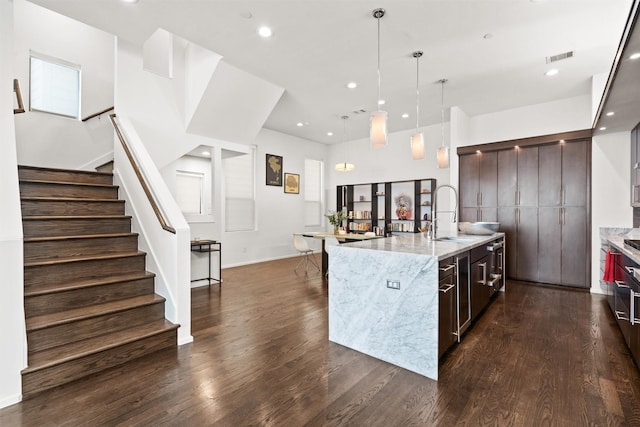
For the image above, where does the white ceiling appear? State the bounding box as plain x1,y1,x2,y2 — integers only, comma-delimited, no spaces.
29,0,634,144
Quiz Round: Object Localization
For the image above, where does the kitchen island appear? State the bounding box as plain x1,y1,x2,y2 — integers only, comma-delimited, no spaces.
327,232,504,380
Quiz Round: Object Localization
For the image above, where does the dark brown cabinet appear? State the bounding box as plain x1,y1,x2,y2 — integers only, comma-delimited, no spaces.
438,257,457,358
537,140,589,288
631,125,640,206
459,152,498,222
461,136,590,289
470,246,491,321
497,147,539,282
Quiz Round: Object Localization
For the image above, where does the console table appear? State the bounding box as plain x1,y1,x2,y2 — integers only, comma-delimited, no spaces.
190,240,222,287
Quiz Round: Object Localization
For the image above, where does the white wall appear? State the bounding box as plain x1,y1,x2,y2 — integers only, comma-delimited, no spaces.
0,0,26,409
591,132,633,293
13,0,115,169
466,95,592,145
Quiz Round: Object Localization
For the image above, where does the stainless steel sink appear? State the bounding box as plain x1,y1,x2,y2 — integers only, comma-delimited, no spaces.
433,236,474,242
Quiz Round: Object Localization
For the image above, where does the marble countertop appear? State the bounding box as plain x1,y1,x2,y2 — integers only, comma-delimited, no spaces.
340,232,505,260
604,235,640,265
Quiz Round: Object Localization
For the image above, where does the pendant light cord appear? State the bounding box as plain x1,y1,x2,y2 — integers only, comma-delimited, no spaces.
377,15,381,111
416,55,420,131
440,79,446,147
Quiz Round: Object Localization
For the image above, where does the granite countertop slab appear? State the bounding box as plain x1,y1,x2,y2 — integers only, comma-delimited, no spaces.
338,232,505,260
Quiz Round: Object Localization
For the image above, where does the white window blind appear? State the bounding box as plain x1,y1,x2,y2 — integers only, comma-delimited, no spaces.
175,171,203,214
30,54,81,119
304,159,323,226
223,150,255,232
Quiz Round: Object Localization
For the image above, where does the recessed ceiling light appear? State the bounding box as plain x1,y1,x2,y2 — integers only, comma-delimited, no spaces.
202,151,211,156
545,69,559,76
606,111,615,117
630,53,640,60
378,99,386,105
559,139,565,144
401,113,409,118
599,126,607,131
296,122,304,127
121,0,138,3
258,26,272,38
476,150,482,154
327,132,333,136
346,82,357,89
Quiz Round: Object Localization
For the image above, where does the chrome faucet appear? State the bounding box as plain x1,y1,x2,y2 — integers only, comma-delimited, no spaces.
430,184,459,239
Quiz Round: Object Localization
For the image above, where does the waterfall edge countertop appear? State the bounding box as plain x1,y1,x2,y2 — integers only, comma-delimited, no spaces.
327,231,505,381
335,231,505,259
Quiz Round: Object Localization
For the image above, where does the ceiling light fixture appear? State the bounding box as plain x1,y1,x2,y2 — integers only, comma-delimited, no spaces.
296,122,303,127
202,151,211,157
335,115,355,172
630,53,640,60
437,79,450,168
327,132,333,136
606,111,615,116
545,69,559,76
411,51,425,160
370,8,388,148
346,82,358,89
258,26,272,38
121,0,138,3
402,113,409,119
599,127,607,131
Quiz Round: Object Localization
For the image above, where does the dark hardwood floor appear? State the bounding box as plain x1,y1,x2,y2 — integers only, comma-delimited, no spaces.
2,256,640,426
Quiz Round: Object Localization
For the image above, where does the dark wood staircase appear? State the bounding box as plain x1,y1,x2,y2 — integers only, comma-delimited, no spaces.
19,165,179,397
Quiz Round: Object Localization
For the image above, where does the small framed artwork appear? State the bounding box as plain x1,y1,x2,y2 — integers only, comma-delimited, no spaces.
266,154,283,186
284,173,300,194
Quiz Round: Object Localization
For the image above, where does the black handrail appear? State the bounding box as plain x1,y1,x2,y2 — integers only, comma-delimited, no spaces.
82,106,114,122
109,113,176,234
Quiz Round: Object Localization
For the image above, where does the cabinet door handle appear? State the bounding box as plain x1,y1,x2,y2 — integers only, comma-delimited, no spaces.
558,209,562,225
479,192,483,206
562,208,565,225
561,188,566,205
615,310,630,322
615,280,630,289
479,262,487,285
476,192,480,206
515,190,518,206
625,266,637,275
439,283,456,294
439,264,456,272
515,208,518,225
517,190,521,206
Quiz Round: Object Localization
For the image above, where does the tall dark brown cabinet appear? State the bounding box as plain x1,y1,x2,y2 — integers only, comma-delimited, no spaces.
459,130,591,289
459,152,498,222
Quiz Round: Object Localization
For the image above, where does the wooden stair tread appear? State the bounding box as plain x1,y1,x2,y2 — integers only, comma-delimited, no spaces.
21,196,124,203
19,179,117,189
18,165,113,178
27,294,166,331
24,271,155,297
23,319,178,373
24,251,144,267
24,232,138,243
22,215,131,221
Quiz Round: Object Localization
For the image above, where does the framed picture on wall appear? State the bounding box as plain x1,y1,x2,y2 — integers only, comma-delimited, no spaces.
284,173,300,194
266,154,283,186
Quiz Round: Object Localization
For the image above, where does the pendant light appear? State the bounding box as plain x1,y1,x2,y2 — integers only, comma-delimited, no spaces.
370,8,388,148
411,51,425,160
335,115,355,172
437,78,450,168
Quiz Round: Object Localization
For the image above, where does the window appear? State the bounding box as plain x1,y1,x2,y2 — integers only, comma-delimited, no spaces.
304,159,323,226
175,171,204,215
29,53,81,119
223,149,255,232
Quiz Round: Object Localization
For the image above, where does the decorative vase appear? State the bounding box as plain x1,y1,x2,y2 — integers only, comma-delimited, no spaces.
333,225,339,235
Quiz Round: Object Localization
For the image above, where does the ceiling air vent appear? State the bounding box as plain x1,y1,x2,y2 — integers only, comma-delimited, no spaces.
546,51,574,64
352,109,367,114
